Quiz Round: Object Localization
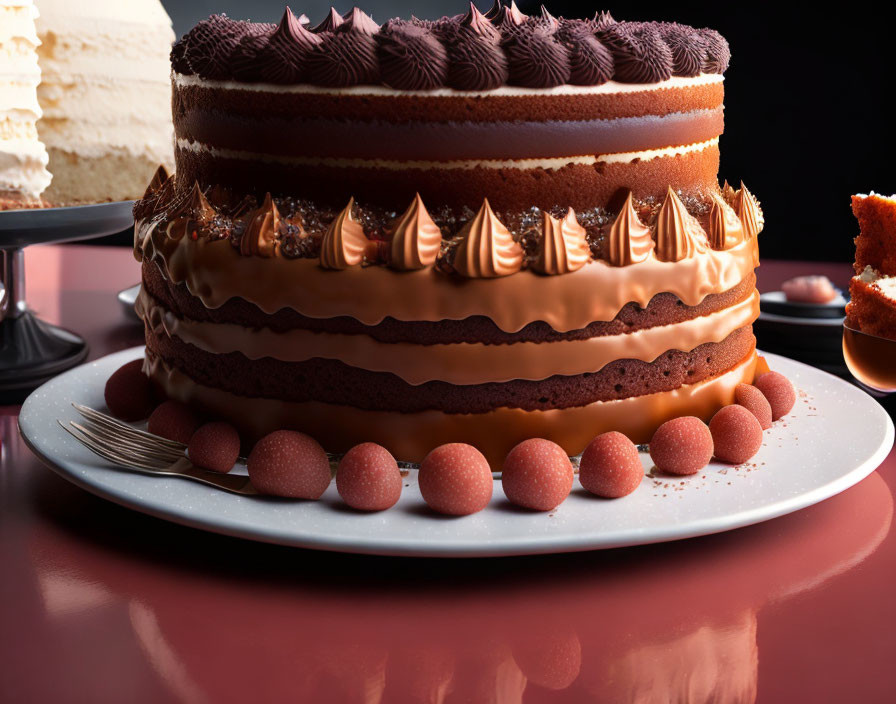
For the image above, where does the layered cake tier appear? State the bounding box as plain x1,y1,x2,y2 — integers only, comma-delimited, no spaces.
0,0,51,208
34,0,175,204
173,74,724,213
136,4,764,465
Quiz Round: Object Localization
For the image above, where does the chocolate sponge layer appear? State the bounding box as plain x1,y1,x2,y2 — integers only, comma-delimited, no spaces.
145,321,755,414
142,259,755,345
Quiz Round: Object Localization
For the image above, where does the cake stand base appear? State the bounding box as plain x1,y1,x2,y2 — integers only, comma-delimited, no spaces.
0,200,134,402
0,312,88,404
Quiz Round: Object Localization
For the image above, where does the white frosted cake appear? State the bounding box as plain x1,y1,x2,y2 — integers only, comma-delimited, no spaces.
0,0,51,208
34,0,175,204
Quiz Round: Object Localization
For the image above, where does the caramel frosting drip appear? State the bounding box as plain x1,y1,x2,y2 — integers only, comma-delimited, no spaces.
387,193,442,271
138,213,757,332
534,208,590,275
165,182,216,241
147,349,758,466
138,285,759,386
319,197,368,269
654,187,710,262
239,193,280,258
452,198,523,278
735,183,764,239
607,191,654,266
707,193,745,250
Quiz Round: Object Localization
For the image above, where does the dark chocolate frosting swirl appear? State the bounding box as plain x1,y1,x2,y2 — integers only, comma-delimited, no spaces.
230,29,272,82
253,8,321,84
308,29,380,87
534,5,560,31
311,7,343,33
171,5,728,89
340,7,380,35
445,24,509,91
502,23,570,88
493,1,528,29
459,2,500,42
657,22,705,77
182,15,242,80
598,22,673,83
558,18,613,86
593,11,616,31
699,28,730,73
377,19,448,90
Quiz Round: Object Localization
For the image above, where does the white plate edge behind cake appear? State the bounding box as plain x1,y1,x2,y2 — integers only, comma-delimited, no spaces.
18,348,894,557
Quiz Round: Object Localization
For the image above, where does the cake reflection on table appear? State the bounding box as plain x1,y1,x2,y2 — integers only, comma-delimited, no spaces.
25,465,892,703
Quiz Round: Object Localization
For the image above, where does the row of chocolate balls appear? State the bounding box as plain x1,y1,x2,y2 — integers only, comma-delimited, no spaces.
104,360,794,514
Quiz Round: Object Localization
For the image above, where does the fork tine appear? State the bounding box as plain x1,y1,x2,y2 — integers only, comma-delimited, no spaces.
70,421,175,467
74,419,184,463
60,420,258,495
61,421,174,472
73,403,187,451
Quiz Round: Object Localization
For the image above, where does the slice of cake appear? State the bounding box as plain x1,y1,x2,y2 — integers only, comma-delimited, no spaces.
847,193,896,340
0,0,51,208
34,0,175,204
134,4,764,466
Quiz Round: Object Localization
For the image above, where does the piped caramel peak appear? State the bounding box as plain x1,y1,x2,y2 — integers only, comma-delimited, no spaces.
654,187,709,262
735,182,764,239
240,193,281,258
721,180,736,205
607,191,654,266
452,198,523,278
707,193,745,250
534,208,590,275
387,193,442,271
165,182,215,241
320,197,368,269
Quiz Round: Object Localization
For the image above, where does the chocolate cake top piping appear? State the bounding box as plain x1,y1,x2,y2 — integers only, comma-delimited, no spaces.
171,3,730,90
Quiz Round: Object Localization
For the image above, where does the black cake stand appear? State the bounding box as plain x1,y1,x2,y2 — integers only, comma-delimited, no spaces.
0,201,135,403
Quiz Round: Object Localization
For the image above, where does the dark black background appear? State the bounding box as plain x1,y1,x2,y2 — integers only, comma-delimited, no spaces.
157,1,896,262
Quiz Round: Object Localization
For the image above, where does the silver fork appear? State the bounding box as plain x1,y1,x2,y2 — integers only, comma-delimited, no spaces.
60,403,259,495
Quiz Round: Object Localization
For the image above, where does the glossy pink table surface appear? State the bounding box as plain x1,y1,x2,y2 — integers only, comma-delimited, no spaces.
2,247,894,703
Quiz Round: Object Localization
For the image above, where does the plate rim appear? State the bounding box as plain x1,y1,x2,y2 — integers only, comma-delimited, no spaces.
18,347,895,557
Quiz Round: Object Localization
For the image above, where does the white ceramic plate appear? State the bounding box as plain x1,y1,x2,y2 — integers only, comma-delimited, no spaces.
18,348,894,557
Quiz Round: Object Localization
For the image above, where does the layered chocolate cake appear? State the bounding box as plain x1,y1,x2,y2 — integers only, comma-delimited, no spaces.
135,3,764,466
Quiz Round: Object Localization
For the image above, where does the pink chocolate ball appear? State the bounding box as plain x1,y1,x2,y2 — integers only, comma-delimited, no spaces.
649,416,714,476
188,422,240,473
782,275,838,304
247,430,331,499
709,405,764,465
579,431,643,498
336,443,402,511
501,438,573,511
734,383,773,430
418,443,493,516
104,359,155,421
754,371,796,421
147,400,200,444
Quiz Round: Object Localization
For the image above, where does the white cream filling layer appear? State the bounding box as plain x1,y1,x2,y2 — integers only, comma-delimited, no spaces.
173,71,723,98
175,137,718,171
857,265,896,301
0,138,51,197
